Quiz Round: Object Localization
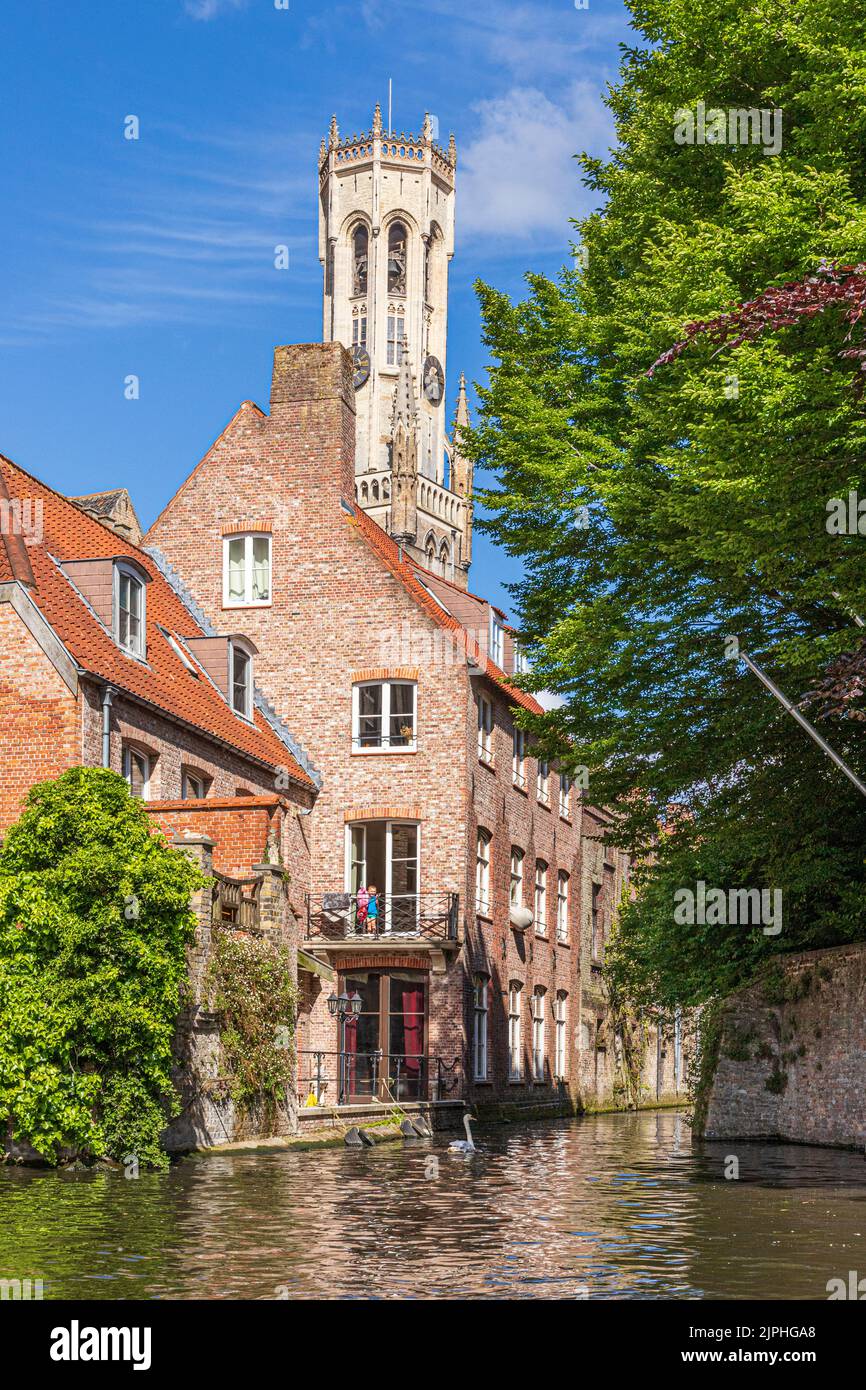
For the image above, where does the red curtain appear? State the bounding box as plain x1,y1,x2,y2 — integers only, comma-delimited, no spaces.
401,987,424,1077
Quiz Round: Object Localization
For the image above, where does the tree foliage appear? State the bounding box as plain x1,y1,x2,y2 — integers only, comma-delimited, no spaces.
0,768,201,1167
468,0,866,1003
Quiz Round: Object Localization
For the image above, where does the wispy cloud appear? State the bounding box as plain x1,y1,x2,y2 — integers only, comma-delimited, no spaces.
459,82,614,244
183,0,248,20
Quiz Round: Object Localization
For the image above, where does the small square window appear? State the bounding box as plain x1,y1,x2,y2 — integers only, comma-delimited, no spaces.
223,534,271,607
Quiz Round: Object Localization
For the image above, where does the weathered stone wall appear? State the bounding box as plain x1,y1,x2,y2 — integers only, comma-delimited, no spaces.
164,838,300,1153
702,943,866,1150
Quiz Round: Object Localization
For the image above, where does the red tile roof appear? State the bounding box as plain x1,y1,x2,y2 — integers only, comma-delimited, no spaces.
348,505,544,716
0,452,315,790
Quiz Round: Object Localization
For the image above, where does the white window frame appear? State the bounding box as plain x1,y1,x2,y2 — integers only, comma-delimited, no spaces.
477,694,493,764
559,774,572,820
222,532,272,608
343,820,421,930
182,768,206,800
510,846,524,907
536,759,550,806
512,726,526,789
554,993,568,1080
534,860,548,934
532,988,546,1082
514,647,530,676
472,975,489,1082
122,745,150,801
352,680,417,752
489,612,505,669
508,982,523,1081
476,828,491,916
556,871,569,942
229,639,254,721
114,562,146,659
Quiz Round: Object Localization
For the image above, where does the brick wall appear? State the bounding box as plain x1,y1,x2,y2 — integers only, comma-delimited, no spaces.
0,603,80,834
702,943,866,1149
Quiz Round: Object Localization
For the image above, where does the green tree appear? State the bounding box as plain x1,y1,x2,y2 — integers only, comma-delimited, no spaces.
0,768,201,1168
470,0,866,1003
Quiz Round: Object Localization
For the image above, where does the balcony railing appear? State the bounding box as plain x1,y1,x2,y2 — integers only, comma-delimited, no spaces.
298,1050,462,1106
305,891,459,942
212,873,260,931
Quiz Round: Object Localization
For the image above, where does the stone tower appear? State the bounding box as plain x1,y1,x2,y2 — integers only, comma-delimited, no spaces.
318,104,474,586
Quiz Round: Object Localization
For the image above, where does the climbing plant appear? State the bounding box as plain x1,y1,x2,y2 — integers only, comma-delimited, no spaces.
0,767,201,1169
204,929,298,1131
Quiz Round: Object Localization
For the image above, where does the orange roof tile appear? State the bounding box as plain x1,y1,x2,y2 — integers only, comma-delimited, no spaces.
0,452,316,790
348,505,544,716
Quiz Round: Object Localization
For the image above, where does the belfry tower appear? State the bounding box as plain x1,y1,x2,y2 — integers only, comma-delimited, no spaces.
318,104,474,586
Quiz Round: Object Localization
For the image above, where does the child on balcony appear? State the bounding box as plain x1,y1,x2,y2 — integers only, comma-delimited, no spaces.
355,885,369,933
365,885,379,933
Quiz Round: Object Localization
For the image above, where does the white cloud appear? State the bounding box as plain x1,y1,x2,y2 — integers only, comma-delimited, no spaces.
459,83,613,243
183,0,248,20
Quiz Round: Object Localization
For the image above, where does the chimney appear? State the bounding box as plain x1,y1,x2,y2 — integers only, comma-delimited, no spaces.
269,343,357,509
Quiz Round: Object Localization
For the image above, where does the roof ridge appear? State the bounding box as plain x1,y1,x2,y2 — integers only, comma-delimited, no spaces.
1,451,148,562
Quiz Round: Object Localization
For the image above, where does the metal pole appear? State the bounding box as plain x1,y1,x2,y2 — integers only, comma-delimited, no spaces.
338,1014,346,1106
738,646,866,799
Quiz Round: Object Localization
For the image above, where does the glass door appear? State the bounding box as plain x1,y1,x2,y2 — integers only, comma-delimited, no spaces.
386,822,419,934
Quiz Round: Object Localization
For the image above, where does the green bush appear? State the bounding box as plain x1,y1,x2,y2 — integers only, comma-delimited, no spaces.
0,767,201,1168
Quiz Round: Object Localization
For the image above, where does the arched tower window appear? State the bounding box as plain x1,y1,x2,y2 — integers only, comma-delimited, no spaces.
352,225,368,297
439,540,450,575
388,222,408,295
425,533,436,569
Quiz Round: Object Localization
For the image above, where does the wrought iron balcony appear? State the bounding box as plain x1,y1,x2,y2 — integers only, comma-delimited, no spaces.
305,891,459,943
298,1049,462,1106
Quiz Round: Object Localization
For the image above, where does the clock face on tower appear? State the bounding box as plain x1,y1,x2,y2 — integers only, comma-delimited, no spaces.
352,346,371,390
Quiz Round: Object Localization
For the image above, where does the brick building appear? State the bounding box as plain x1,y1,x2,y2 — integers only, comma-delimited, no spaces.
0,452,317,898
144,341,682,1114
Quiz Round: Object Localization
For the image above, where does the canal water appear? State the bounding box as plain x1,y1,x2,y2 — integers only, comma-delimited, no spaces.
2,1110,865,1300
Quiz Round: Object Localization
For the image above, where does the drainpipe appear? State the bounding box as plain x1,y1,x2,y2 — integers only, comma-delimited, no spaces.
101,686,115,769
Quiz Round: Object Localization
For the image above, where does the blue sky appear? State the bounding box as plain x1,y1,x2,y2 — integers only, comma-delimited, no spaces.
0,0,633,613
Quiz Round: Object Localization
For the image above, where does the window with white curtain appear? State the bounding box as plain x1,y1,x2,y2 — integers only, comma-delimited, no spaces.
508,982,523,1081
535,860,548,933
532,988,546,1081
477,695,494,763
476,829,491,915
556,871,569,942
512,727,526,788
510,846,524,907
223,533,271,607
554,992,568,1079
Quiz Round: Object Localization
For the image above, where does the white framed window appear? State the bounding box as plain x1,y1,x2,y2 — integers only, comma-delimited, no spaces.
352,681,417,751
556,871,569,942
514,646,530,676
477,694,493,763
512,727,526,789
229,640,253,720
122,745,150,800
508,982,523,1081
489,612,505,669
536,760,550,806
352,314,368,348
554,992,568,1079
182,769,206,800
509,846,524,907
532,988,546,1082
534,860,548,934
473,975,489,1081
114,563,145,659
559,774,572,820
476,828,491,915
223,533,271,607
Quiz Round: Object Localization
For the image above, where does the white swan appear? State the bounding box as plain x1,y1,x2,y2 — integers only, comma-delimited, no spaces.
448,1112,477,1154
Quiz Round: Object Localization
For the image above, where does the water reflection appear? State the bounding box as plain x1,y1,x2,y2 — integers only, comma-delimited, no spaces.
1,1111,865,1300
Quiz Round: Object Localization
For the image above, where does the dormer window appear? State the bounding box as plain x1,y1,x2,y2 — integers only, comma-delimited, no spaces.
489,613,505,669
223,533,271,608
114,562,146,659
229,640,253,719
